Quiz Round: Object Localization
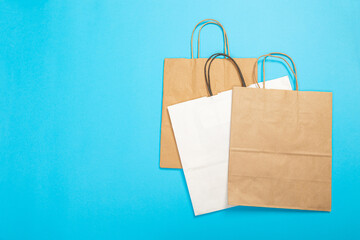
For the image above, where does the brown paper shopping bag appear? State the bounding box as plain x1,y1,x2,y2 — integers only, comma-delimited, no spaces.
228,52,332,211
160,19,257,168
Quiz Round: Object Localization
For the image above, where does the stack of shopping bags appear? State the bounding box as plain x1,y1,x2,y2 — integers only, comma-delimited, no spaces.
160,19,332,216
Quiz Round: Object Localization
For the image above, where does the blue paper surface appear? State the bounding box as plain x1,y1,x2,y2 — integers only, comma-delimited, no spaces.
0,0,359,239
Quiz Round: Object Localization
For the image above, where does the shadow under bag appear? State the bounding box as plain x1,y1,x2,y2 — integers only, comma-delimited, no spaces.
228,53,332,211
160,19,258,168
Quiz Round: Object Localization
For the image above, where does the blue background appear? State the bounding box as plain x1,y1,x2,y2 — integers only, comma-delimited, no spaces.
1,0,359,239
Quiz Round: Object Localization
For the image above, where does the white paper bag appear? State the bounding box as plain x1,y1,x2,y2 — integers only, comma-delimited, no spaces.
168,76,293,216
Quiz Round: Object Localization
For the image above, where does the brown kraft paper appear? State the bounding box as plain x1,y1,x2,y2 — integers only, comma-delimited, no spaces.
228,52,332,211
160,19,257,168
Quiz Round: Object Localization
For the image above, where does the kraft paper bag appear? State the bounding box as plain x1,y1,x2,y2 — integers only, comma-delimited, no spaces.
168,54,292,216
228,53,332,211
160,19,258,169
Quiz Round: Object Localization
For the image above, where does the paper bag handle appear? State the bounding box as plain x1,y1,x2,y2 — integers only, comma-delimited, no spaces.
191,19,229,59
196,22,229,58
204,53,246,96
255,52,298,90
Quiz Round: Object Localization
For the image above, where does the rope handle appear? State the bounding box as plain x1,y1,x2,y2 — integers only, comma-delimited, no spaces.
204,53,246,96
191,19,229,59
252,52,298,90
